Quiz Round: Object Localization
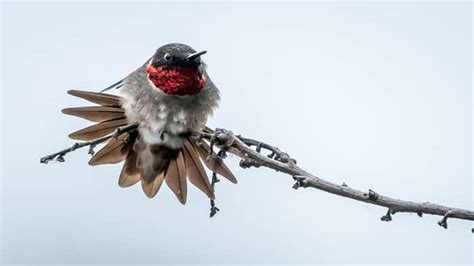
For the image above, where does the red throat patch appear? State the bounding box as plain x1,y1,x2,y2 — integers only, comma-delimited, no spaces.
146,64,205,96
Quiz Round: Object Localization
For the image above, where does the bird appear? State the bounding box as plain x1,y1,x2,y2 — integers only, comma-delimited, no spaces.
61,43,237,204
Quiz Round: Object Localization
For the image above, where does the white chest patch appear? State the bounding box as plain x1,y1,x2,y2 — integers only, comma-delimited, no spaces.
140,127,184,148
139,108,189,148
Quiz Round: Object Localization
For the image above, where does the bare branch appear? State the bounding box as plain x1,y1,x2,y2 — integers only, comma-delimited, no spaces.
193,129,474,230
40,123,139,164
41,125,473,231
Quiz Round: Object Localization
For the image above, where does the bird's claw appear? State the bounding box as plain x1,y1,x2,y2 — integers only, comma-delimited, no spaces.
211,129,234,148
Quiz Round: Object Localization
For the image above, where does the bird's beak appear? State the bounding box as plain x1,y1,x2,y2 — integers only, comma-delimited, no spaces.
186,50,207,61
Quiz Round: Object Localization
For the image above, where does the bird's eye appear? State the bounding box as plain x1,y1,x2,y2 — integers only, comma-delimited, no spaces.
164,53,171,61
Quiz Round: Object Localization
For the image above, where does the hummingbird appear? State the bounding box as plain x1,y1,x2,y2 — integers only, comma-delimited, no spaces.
62,43,237,204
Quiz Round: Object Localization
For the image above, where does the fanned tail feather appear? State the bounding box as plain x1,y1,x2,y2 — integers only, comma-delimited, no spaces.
62,106,125,122
183,140,215,199
119,152,141,188
67,90,121,107
68,118,128,141
141,173,165,198
134,138,179,182
89,131,137,165
63,90,237,203
164,152,188,204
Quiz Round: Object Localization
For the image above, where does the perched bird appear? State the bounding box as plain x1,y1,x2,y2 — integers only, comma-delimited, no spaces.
62,43,237,204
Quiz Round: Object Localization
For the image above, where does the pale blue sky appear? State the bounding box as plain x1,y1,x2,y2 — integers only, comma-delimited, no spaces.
1,1,472,264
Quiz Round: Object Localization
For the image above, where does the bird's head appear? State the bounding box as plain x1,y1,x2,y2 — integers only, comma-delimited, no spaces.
146,43,206,96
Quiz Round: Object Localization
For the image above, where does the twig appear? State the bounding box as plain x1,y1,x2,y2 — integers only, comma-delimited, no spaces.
193,129,474,231
41,125,473,231
209,172,220,218
40,123,139,164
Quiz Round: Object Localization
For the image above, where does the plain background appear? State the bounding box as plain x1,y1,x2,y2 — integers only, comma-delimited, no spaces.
1,1,472,264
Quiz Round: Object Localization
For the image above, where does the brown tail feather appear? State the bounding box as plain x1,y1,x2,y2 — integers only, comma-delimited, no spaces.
68,90,121,107
141,173,165,198
62,106,125,122
191,139,237,184
68,118,128,141
118,152,140,188
134,137,179,183
183,140,214,199
164,152,187,204
89,131,136,166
